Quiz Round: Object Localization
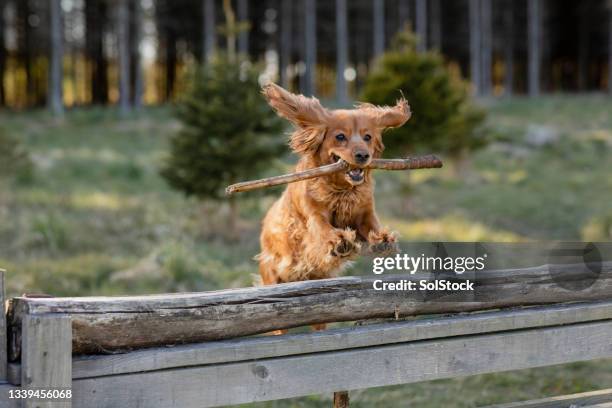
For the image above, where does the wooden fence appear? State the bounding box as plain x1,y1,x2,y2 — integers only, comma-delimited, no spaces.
1,264,612,407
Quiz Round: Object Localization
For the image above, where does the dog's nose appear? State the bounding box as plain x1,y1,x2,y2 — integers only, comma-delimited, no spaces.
354,151,370,164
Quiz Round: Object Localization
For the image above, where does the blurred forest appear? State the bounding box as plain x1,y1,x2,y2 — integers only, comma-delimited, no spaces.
1,0,612,113
1,2,612,406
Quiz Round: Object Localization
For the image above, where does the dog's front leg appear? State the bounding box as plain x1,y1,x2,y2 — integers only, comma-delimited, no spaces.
306,215,360,259
302,205,360,264
358,210,399,256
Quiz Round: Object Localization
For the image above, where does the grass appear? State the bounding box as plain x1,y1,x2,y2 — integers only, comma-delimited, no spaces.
0,95,611,407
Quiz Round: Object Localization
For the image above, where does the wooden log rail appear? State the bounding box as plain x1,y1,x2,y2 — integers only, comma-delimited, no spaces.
6,261,612,357
2,266,612,407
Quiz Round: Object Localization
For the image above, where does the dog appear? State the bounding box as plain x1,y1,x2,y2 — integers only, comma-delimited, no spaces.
258,83,411,293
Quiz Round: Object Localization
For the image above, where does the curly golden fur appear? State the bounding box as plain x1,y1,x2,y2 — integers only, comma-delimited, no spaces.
258,83,411,290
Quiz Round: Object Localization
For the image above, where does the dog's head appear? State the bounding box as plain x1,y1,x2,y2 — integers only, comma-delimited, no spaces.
263,83,411,187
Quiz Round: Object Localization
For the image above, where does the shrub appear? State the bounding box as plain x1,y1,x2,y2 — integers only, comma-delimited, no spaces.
160,56,285,231
360,29,488,162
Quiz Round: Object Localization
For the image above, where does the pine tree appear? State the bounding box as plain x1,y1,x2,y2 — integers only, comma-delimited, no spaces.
160,57,285,231
360,28,487,165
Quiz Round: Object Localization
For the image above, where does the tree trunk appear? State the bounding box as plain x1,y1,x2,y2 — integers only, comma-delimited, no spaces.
86,0,109,105
0,0,5,106
18,0,35,106
527,0,541,97
415,0,427,52
203,0,216,61
480,0,492,96
373,0,384,58
222,0,236,61
303,0,316,96
398,0,410,29
336,0,348,104
49,0,64,115
280,0,292,88
165,29,176,100
609,3,612,95
577,3,588,91
118,0,131,116
131,0,143,108
430,0,441,50
469,0,481,95
237,0,248,55
503,0,514,96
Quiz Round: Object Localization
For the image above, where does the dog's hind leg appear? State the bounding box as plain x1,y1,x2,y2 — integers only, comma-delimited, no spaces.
310,323,327,331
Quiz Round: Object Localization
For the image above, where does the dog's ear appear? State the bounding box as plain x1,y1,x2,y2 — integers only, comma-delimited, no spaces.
262,83,331,153
357,98,411,130
262,83,331,128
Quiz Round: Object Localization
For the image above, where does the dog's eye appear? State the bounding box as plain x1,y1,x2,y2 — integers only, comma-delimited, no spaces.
363,134,372,142
335,134,346,141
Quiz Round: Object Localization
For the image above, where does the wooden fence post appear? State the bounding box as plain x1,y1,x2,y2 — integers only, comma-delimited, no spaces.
21,314,72,408
333,391,349,407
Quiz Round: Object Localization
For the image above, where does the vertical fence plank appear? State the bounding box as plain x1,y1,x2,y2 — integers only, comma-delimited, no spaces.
0,269,6,381
21,315,72,408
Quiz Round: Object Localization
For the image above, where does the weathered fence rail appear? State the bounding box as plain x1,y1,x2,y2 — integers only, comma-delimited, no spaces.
0,264,612,407
6,262,612,356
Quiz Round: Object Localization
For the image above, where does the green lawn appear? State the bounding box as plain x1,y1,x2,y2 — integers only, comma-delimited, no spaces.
1,95,611,407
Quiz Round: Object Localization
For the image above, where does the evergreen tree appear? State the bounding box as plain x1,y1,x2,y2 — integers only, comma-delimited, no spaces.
160,57,285,230
360,28,487,165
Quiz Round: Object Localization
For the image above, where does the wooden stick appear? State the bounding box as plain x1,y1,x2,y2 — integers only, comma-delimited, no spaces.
225,154,443,195
370,154,443,171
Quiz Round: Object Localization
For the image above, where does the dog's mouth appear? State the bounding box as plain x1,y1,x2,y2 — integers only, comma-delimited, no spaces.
346,167,365,184
330,154,365,185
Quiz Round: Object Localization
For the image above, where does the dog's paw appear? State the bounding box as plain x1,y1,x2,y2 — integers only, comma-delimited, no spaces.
330,228,361,258
368,228,399,255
